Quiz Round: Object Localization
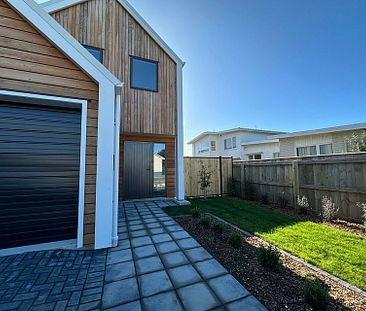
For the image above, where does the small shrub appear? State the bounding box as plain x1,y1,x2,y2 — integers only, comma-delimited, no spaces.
212,222,225,234
199,215,211,228
356,202,366,228
320,196,339,222
229,232,242,248
277,191,288,209
261,193,269,205
244,182,257,200
304,278,330,310
198,162,212,199
257,245,281,269
297,195,310,214
191,207,201,218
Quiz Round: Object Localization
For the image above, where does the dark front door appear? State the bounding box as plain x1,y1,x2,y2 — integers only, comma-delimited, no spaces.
0,101,81,249
123,141,153,200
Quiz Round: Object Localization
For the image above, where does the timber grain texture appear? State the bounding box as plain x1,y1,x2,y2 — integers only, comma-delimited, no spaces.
52,0,177,136
0,0,98,246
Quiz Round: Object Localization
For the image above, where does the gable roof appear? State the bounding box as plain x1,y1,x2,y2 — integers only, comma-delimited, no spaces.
7,0,122,88
272,122,366,139
40,0,184,66
187,127,285,144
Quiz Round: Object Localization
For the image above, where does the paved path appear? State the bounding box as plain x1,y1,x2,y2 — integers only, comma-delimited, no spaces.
0,200,267,311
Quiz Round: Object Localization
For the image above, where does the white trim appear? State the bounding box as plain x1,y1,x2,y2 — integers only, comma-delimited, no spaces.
0,240,77,257
0,89,87,250
176,62,184,201
241,138,280,146
40,0,184,65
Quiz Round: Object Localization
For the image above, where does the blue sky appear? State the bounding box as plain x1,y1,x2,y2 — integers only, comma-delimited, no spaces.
126,0,366,154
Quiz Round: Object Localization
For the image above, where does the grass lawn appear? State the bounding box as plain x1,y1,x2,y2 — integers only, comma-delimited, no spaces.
164,197,366,290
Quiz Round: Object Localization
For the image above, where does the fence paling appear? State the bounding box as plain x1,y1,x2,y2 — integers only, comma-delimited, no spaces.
184,156,233,198
232,153,366,223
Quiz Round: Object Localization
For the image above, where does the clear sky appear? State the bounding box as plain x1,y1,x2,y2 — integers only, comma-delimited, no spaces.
126,0,366,155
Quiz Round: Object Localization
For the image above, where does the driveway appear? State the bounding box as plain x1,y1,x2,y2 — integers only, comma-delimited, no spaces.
0,200,267,311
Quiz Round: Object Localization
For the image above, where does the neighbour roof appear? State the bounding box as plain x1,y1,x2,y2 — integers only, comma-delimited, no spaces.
40,0,185,66
8,0,122,87
241,139,279,146
272,122,366,139
187,127,285,144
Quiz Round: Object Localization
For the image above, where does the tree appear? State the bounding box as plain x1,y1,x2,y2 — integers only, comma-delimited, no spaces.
198,162,212,199
346,131,366,152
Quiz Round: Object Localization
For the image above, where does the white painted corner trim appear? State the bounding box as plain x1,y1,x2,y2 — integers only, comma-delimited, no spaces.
176,62,184,201
0,89,87,251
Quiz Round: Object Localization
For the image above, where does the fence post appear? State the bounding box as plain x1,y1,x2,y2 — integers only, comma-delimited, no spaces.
240,163,246,199
292,160,300,209
219,156,223,196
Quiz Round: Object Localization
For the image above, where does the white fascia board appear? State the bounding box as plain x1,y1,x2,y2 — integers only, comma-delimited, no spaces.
272,122,366,139
241,139,279,146
10,0,121,87
40,0,185,66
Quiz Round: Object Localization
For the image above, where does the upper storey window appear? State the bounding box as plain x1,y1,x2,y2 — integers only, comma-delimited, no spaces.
130,56,158,92
83,45,103,63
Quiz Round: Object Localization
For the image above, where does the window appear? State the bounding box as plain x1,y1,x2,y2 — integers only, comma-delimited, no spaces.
130,56,158,92
153,143,166,196
273,152,280,158
296,146,317,156
224,137,236,150
248,154,262,160
319,144,333,155
198,141,209,154
83,45,103,63
210,141,216,151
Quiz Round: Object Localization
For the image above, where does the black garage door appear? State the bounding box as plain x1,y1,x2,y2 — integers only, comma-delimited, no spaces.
0,101,81,249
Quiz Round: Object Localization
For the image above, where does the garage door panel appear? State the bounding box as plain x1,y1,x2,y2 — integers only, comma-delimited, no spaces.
0,101,81,249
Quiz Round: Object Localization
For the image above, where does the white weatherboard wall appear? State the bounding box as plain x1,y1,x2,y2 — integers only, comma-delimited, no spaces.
242,141,280,160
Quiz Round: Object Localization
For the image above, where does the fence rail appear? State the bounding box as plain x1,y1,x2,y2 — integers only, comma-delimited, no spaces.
184,156,233,198
232,153,366,223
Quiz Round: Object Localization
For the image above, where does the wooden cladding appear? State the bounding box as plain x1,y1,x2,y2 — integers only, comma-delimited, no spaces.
52,0,177,136
0,0,98,246
120,134,176,198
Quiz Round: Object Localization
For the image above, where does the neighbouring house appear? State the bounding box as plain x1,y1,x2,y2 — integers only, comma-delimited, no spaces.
241,122,366,159
187,127,284,159
0,0,184,254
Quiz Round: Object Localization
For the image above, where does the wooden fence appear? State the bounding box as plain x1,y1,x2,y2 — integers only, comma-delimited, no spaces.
232,153,366,223
184,157,233,198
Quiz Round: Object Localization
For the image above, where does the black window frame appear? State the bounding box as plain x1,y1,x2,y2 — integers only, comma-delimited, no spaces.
83,44,104,63
130,56,159,92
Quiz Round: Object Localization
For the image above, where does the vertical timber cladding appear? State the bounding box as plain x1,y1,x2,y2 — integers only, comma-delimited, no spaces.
52,0,178,198
52,0,178,135
0,0,99,246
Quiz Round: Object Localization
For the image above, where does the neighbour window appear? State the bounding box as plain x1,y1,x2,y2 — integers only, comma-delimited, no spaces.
248,154,262,160
198,141,209,154
319,144,333,155
130,56,158,92
224,137,236,150
83,45,103,63
296,146,317,156
210,141,216,151
273,152,280,158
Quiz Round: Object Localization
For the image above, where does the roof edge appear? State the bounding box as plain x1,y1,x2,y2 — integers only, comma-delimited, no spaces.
241,139,279,146
40,0,185,66
9,0,122,87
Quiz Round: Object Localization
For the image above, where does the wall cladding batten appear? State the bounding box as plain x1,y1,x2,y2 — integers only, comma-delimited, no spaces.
0,0,98,246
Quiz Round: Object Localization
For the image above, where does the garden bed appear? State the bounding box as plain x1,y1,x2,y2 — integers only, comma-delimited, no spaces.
174,215,366,311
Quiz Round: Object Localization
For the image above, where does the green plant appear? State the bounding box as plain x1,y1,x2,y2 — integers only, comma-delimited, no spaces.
257,245,281,269
297,195,310,214
261,193,269,205
199,215,211,228
345,130,366,152
277,191,288,209
304,278,330,310
212,222,225,234
356,202,366,229
244,182,257,200
229,232,242,248
191,207,201,218
198,162,212,199
320,196,339,222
